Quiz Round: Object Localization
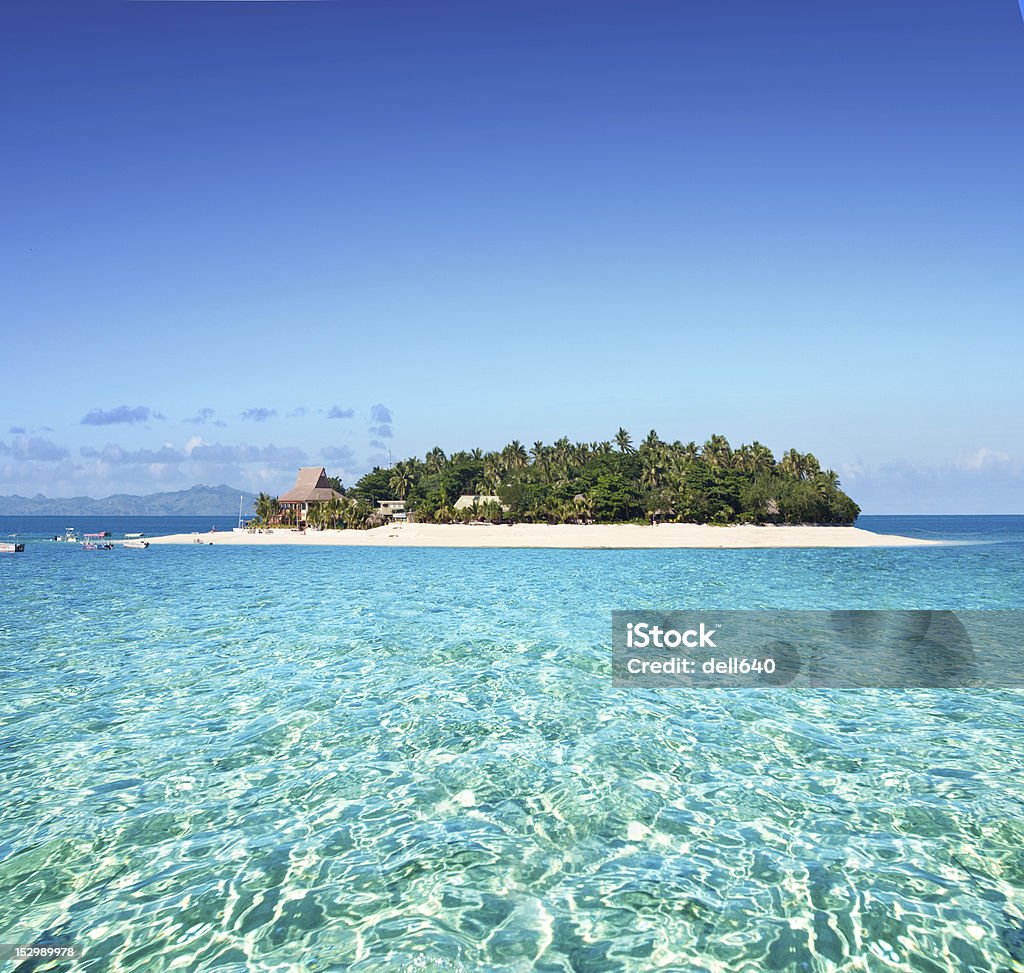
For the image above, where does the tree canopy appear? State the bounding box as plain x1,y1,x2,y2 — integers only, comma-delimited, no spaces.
348,430,860,526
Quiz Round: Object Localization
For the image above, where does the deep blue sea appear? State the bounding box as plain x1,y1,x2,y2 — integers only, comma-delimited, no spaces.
2,516,1022,971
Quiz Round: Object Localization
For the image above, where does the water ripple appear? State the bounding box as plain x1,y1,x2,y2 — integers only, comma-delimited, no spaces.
2,543,1023,970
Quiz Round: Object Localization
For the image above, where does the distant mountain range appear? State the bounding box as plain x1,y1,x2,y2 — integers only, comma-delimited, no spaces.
0,484,257,516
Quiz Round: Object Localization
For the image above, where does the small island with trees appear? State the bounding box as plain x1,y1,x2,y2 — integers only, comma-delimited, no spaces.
253,429,860,530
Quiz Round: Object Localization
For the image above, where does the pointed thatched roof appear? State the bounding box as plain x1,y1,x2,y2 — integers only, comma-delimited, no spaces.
277,467,342,503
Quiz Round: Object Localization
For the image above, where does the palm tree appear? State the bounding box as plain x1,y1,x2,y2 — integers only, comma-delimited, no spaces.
615,427,634,453
483,457,504,489
641,429,662,452
503,440,528,470
811,469,840,503
389,461,413,499
548,498,571,524
324,496,344,528
425,447,447,472
779,448,804,479
702,434,733,470
530,441,552,482
573,493,594,524
641,457,663,491
340,497,370,529
255,492,279,526
749,441,775,474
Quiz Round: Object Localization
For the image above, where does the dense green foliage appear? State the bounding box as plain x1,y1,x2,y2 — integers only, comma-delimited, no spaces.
346,430,860,526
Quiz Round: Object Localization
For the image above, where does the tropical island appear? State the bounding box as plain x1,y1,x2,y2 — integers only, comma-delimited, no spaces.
147,431,934,548
253,429,861,530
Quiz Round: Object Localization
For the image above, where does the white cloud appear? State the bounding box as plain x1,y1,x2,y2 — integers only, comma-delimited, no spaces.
955,447,1011,472
0,434,69,461
835,449,1022,514
81,405,163,425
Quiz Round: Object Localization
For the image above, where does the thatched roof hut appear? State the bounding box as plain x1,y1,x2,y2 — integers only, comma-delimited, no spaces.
278,467,342,503
453,494,504,510
277,467,342,525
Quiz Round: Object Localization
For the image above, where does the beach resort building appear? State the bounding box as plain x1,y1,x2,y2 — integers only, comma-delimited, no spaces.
276,467,342,527
377,500,407,522
454,494,508,512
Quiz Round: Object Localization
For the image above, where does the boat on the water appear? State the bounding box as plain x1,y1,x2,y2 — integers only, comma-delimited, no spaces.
54,528,80,543
123,539,150,549
82,539,114,550
0,541,25,553
124,532,145,539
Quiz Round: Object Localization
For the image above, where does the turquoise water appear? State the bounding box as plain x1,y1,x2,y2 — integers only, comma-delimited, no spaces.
2,517,1023,971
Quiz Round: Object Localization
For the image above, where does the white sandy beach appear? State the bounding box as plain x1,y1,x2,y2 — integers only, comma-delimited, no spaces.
147,523,939,549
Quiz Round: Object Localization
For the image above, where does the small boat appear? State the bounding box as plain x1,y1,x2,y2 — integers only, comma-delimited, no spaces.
123,539,150,549
81,541,114,550
54,528,80,543
124,532,145,539
0,541,25,553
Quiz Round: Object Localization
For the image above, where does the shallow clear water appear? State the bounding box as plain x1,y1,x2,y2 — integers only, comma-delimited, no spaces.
2,517,1023,971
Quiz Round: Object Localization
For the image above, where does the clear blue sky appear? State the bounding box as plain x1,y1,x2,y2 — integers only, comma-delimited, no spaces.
3,1,1022,511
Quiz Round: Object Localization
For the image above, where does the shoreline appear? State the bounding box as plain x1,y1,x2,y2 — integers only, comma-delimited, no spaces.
146,523,941,549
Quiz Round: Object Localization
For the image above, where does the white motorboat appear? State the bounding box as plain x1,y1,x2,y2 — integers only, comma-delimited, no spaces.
123,539,150,549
